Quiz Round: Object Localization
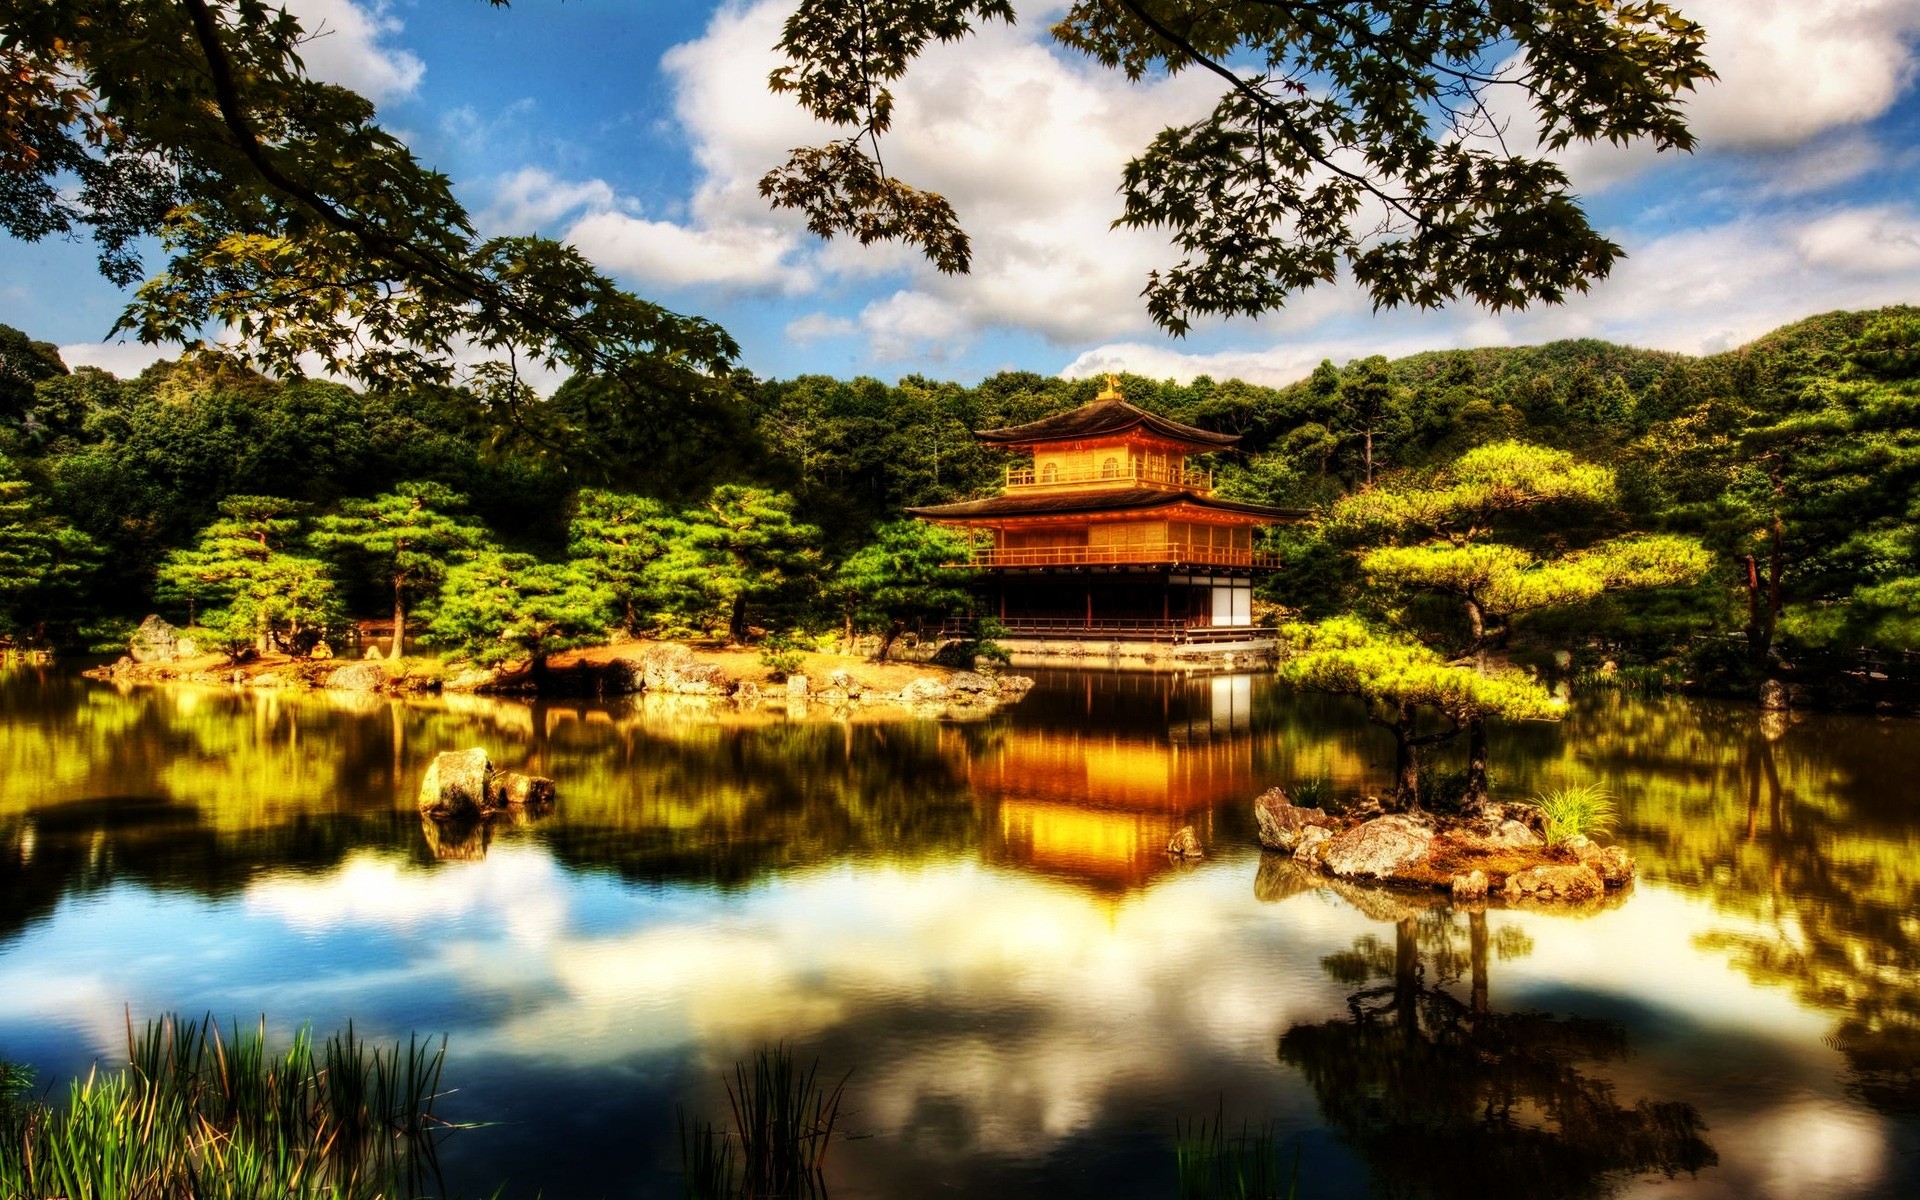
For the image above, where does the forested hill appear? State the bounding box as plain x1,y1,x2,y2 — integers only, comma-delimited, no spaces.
1,307,1916,676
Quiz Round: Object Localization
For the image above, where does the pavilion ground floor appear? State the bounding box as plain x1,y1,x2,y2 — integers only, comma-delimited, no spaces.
965,566,1267,643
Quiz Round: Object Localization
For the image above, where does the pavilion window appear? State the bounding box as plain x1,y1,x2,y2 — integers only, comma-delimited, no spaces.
1101,457,1119,478
1041,462,1058,483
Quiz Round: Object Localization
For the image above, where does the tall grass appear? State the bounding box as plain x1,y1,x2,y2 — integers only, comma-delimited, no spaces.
681,1045,848,1200
1288,773,1333,810
0,1014,454,1200
1173,1101,1297,1200
1531,782,1618,845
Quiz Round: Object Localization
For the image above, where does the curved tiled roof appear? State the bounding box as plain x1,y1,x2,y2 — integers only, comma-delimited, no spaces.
906,489,1304,521
974,399,1239,448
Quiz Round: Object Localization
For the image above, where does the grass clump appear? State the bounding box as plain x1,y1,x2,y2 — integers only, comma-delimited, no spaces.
680,1044,848,1200
0,1014,455,1200
1288,773,1332,810
1174,1101,1297,1200
1531,782,1618,845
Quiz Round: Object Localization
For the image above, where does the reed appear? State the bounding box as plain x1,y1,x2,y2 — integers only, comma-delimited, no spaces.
1173,1102,1297,1200
1531,782,1618,845
680,1045,848,1200
0,1013,454,1199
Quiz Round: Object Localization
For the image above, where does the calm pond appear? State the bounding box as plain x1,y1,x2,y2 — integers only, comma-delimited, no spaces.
0,664,1916,1198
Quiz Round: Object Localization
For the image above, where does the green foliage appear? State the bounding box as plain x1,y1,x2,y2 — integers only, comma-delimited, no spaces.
1288,773,1333,810
311,480,485,654
428,549,613,674
566,488,678,634
0,1014,449,1200
758,633,806,682
1531,783,1618,845
0,455,97,642
1,3,738,405
155,496,340,659
766,2,1711,331
652,486,821,643
832,520,972,659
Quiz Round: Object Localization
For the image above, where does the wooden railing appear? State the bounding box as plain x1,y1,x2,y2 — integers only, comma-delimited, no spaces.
960,543,1279,568
942,617,1272,643
1005,463,1211,490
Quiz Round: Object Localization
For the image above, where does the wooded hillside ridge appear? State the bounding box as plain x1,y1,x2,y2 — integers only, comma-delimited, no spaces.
4,305,1917,706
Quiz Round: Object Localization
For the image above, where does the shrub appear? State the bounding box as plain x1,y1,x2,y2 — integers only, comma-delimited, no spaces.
1531,782,1618,845
759,633,805,681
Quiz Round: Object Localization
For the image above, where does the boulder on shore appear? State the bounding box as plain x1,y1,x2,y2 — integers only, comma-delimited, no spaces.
1253,787,1334,852
130,615,197,664
640,644,734,694
326,662,388,693
1322,815,1434,880
1563,835,1635,887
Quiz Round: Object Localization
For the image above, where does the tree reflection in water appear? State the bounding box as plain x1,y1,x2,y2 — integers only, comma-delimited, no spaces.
1277,900,1717,1199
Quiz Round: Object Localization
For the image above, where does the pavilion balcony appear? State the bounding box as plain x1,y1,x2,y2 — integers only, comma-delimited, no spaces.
957,543,1279,569
940,616,1270,643
1004,463,1212,491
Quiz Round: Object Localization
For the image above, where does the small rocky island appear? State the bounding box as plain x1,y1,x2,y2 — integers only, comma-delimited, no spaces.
1253,787,1635,904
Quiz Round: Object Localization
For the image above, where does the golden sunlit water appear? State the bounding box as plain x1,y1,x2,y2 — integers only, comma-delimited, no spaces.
0,663,1915,1198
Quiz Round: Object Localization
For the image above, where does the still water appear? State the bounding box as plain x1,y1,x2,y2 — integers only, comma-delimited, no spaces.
0,665,1916,1198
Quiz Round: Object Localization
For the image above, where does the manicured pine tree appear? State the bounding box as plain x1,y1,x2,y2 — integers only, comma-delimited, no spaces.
1278,617,1562,811
0,455,96,644
831,520,973,660
312,481,486,657
428,550,614,683
1328,442,1712,803
566,489,677,634
653,486,820,643
156,496,341,658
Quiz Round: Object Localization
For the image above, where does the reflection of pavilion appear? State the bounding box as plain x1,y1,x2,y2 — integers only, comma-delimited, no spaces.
962,673,1263,891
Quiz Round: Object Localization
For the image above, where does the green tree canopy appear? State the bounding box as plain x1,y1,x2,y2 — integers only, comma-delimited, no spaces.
0,455,96,644
1277,617,1562,808
156,495,340,659
831,521,974,660
428,550,613,681
765,1,1712,332
566,489,678,634
653,486,821,643
311,482,486,656
0,1,736,413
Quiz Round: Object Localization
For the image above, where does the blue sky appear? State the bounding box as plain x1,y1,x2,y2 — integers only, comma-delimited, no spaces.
5,0,1920,386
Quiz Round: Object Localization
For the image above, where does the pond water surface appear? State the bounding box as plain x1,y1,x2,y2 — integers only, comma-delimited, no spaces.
0,665,1916,1199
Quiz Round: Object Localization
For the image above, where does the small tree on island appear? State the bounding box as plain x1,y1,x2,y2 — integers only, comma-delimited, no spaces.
566,489,678,635
652,486,820,644
1327,442,1712,804
312,481,486,657
1277,617,1562,811
156,496,341,659
428,550,613,683
831,521,973,660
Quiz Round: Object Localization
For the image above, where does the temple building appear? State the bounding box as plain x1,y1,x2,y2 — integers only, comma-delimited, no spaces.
907,378,1303,661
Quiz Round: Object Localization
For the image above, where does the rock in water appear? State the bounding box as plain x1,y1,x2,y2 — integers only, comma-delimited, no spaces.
419,748,494,820
1505,864,1605,901
496,772,557,811
1451,869,1490,901
1321,815,1434,880
786,674,810,699
1253,786,1333,852
1563,835,1635,887
1167,826,1203,858
898,677,950,705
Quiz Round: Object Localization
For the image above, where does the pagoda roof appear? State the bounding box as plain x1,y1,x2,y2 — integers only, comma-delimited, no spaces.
906,489,1304,522
974,398,1240,449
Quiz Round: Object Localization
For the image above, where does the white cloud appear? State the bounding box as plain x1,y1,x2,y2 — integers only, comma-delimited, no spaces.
565,210,812,293
57,339,177,377
284,0,425,103
1796,206,1920,275
785,312,858,345
479,167,618,234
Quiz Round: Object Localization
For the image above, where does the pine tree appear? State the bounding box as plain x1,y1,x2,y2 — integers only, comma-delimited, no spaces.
156,496,340,659
0,455,96,645
566,489,677,634
653,486,820,643
312,482,486,657
1326,442,1711,802
831,521,973,660
428,550,613,682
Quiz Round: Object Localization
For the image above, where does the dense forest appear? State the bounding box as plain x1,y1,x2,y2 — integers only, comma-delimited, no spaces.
0,306,1915,700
